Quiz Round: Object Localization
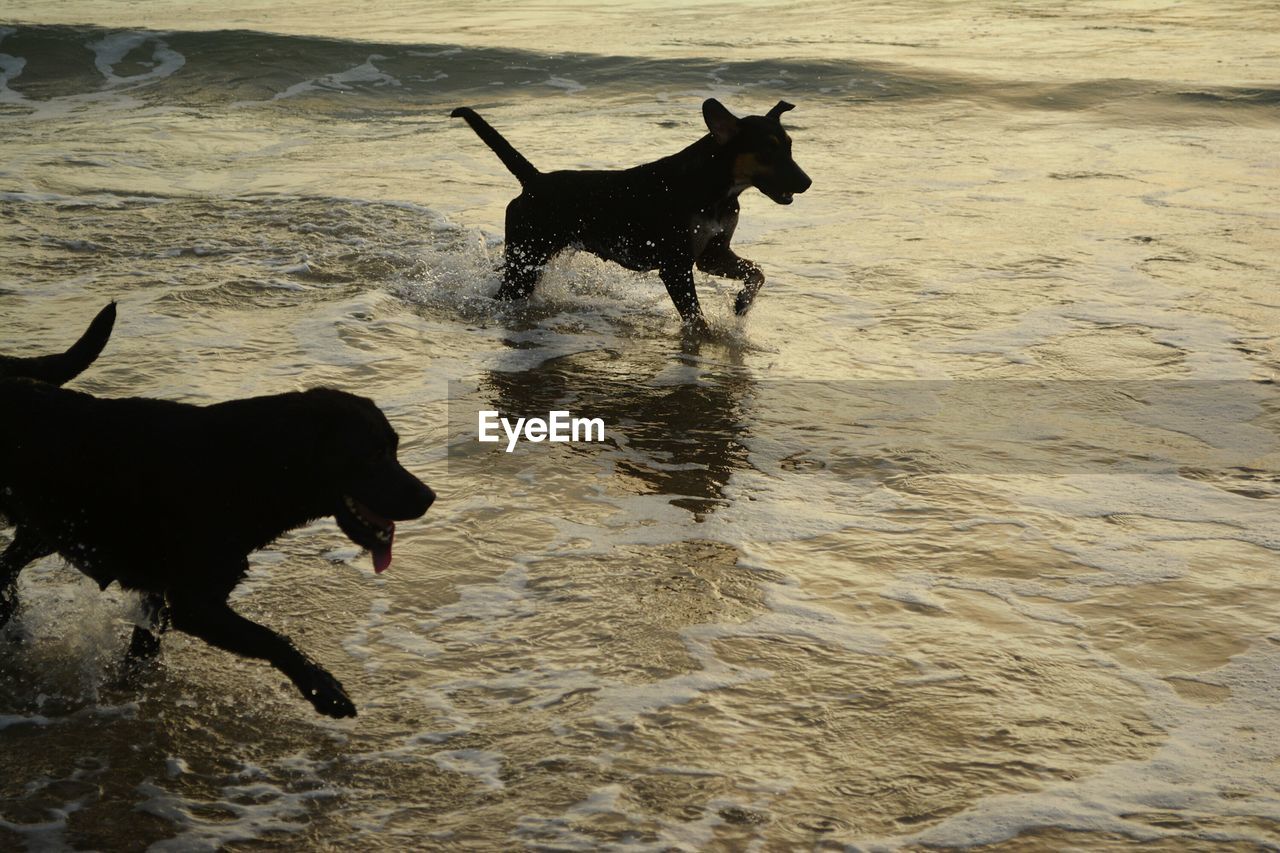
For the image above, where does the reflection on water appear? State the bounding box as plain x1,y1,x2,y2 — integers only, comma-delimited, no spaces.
467,348,754,517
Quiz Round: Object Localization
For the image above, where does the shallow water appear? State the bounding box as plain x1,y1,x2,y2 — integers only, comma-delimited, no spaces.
1,2,1278,850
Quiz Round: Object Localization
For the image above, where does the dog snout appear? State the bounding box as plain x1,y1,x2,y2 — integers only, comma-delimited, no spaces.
791,164,812,194
394,469,435,519
352,457,436,519
416,482,437,516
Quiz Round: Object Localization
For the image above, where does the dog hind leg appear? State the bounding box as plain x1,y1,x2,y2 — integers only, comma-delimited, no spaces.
497,239,553,301
659,265,711,336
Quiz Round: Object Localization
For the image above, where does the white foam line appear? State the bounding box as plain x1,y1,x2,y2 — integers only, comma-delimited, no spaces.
544,75,586,94
139,756,344,852
0,26,27,105
857,641,1280,850
246,55,402,105
0,712,52,730
417,564,533,637
587,582,886,727
343,596,391,671
88,31,185,88
0,813,73,850
431,749,506,791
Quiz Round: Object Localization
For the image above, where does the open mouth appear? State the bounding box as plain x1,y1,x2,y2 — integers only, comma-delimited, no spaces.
337,494,395,573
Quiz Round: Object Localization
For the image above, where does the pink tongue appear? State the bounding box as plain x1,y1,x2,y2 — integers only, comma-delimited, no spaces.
371,525,395,574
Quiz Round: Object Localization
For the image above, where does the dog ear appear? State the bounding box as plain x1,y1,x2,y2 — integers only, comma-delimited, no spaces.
702,99,740,144
766,101,796,120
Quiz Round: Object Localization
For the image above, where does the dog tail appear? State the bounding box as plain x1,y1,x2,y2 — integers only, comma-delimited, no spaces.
0,301,116,386
451,107,539,185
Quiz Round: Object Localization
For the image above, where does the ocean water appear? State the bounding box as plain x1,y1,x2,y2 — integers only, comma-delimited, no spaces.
1,2,1278,849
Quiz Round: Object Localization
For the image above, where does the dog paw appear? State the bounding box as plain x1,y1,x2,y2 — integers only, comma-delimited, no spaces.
126,626,162,660
734,273,765,316
680,315,712,338
298,668,357,718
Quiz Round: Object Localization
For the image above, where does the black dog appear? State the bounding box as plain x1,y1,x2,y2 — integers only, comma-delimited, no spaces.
451,99,812,334
0,306,434,718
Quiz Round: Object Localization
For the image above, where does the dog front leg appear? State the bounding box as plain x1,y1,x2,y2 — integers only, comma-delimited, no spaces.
126,592,169,661
659,265,710,336
696,239,765,316
0,529,53,631
168,591,357,718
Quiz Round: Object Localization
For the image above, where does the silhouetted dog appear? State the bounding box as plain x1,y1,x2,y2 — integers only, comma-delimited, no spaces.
451,99,812,334
0,305,434,718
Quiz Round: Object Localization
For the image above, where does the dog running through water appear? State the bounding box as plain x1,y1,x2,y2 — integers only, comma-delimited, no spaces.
0,304,434,717
451,99,812,334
